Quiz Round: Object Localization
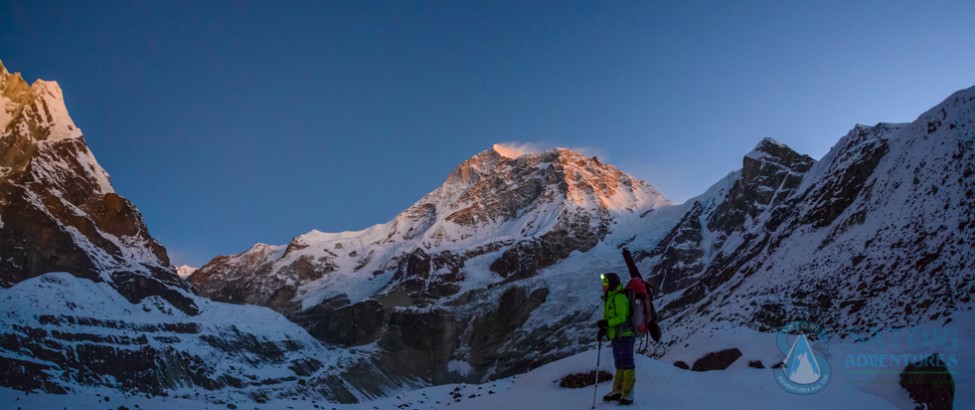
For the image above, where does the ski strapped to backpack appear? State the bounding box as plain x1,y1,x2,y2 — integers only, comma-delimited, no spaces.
622,249,661,344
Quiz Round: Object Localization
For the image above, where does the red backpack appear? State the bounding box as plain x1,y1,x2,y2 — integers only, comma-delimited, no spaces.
621,248,661,343
625,277,654,337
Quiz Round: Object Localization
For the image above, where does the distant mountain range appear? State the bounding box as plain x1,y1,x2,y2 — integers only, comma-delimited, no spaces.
1,56,972,403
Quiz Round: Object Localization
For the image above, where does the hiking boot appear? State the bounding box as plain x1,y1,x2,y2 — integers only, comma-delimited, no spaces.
618,369,635,405
602,390,621,402
603,369,624,401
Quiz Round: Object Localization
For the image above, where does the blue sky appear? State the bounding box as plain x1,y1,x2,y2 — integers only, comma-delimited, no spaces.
2,1,973,267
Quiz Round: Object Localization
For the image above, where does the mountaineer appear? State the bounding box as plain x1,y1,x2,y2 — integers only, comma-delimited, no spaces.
597,272,636,405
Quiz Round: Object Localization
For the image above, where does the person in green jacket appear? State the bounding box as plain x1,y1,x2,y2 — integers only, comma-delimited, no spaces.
597,272,636,405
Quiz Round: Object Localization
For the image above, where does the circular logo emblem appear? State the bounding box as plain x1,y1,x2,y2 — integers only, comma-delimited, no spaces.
773,321,831,394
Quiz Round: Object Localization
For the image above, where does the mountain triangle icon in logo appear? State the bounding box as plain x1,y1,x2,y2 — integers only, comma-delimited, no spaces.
783,333,822,384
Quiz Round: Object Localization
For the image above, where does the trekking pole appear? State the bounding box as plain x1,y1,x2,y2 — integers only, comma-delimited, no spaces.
591,335,601,409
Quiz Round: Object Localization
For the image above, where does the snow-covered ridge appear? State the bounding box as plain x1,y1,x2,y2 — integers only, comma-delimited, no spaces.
0,272,371,402
11,306,973,408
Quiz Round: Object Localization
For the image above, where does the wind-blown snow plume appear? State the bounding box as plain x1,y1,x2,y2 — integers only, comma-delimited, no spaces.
491,142,545,159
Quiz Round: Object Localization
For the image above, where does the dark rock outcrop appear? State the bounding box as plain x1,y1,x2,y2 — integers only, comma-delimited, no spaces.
378,308,461,382
298,298,385,347
559,370,612,388
900,354,955,410
691,348,743,371
468,286,549,368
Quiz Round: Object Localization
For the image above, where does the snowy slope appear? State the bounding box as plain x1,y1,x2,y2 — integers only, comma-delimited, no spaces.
6,307,971,409
0,272,386,403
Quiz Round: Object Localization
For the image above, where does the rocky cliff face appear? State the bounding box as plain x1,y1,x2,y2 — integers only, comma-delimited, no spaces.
0,59,195,314
190,145,669,383
646,138,816,295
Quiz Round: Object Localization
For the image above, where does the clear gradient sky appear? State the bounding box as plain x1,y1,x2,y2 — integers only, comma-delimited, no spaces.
2,1,974,267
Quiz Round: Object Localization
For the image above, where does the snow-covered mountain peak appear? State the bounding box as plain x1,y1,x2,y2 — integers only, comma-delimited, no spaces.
0,63,81,142
30,79,81,142
176,265,199,278
745,137,788,159
220,242,287,267
190,145,672,371
0,60,27,91
444,147,504,186
444,145,667,211
742,137,811,178
1,59,188,312
0,62,31,130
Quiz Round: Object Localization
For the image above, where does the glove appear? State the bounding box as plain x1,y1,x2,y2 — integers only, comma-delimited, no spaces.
597,327,607,341
596,320,608,329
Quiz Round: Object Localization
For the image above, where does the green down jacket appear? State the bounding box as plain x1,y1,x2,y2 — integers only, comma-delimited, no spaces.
603,285,634,340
